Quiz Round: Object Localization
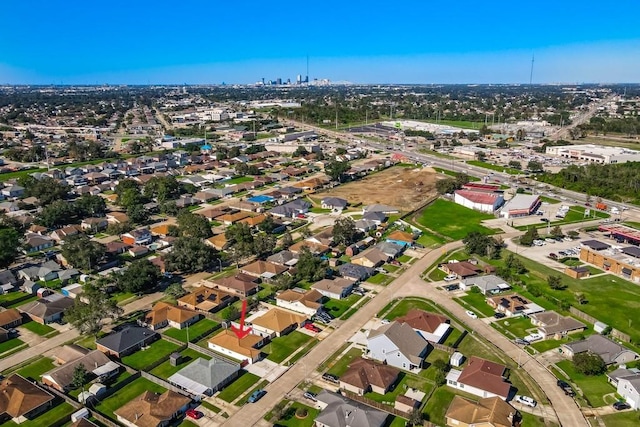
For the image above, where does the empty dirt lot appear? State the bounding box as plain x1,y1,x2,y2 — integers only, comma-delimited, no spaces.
315,166,440,212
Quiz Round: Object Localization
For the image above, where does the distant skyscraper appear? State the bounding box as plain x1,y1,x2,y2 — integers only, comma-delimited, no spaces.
276,78,282,85
296,74,302,84
261,77,265,85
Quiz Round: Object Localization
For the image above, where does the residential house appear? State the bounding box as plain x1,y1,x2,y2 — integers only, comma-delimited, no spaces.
105,241,130,256
311,278,356,300
607,368,640,409
177,287,237,313
168,356,240,397
459,275,511,295
270,199,311,218
339,358,400,396
561,334,639,366
0,309,22,330
289,239,330,255
217,211,251,225
114,390,190,427
0,270,18,294
80,217,108,232
121,228,152,245
23,234,54,253
42,350,119,392
1,185,25,198
250,308,307,338
386,230,414,247
54,344,89,365
529,311,586,339
487,294,544,317
445,396,521,427
50,225,82,242
207,330,265,365
266,250,298,267
442,261,481,279
321,197,348,211
143,302,201,331
238,213,267,229
396,309,451,344
96,326,159,358
127,245,149,258
275,288,323,316
375,241,405,259
351,248,389,268
362,204,399,215
106,212,129,224
240,261,288,281
18,293,74,324
367,321,431,371
446,356,511,400
315,390,388,427
0,374,54,424
205,234,230,251
338,263,375,282
362,211,386,224
395,395,420,414
210,274,259,297
355,219,378,233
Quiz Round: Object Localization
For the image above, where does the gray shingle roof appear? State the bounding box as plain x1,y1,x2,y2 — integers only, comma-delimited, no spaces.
96,327,158,354
168,357,240,393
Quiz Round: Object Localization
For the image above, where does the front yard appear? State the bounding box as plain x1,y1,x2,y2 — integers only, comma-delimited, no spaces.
217,371,261,403
273,402,319,427
150,348,212,379
325,347,363,377
3,402,74,427
121,339,181,371
555,360,614,407
264,331,313,363
0,337,27,356
366,273,393,286
456,292,496,317
323,294,363,318
11,357,55,380
163,319,219,343
21,320,58,337
95,377,167,420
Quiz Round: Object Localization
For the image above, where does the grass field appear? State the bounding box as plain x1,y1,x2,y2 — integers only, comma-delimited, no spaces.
3,402,74,427
326,347,363,377
150,348,211,379
422,119,485,130
467,160,522,175
217,371,260,403
422,387,456,424
364,371,435,404
492,316,537,339
366,273,393,286
601,411,640,427
457,293,495,317
13,357,55,380
264,331,312,363
323,294,363,318
163,319,219,343
273,402,319,427
381,298,444,320
95,377,166,420
0,337,27,356
121,339,181,370
555,360,614,407
417,198,495,240
21,321,57,336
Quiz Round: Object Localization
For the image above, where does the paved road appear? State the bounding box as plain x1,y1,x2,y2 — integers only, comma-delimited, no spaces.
0,326,79,372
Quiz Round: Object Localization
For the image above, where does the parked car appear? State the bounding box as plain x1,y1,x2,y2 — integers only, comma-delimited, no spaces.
444,284,459,292
322,373,340,384
381,319,391,325
303,392,317,402
493,312,506,319
186,409,203,420
247,389,266,403
514,338,530,345
515,395,537,407
465,310,478,319
304,323,321,333
548,253,558,260
557,380,570,389
524,333,543,343
613,401,631,410
444,274,457,282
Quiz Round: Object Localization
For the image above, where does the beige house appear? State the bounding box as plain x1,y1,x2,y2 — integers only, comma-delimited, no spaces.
250,308,307,338
445,396,521,427
275,289,323,316
114,390,190,427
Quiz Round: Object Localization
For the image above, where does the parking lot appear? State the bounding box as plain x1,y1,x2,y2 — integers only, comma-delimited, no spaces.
504,235,588,272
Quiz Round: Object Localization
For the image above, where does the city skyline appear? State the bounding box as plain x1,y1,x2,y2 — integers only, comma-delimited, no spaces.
2,0,640,84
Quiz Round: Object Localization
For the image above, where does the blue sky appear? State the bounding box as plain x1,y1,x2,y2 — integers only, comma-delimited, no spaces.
2,0,639,84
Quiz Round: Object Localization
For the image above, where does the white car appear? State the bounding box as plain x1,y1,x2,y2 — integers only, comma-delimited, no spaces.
524,333,543,343
444,274,457,282
465,310,478,319
515,395,537,407
381,319,391,325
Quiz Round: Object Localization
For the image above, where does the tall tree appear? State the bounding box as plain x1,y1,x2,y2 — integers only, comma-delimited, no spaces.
165,237,218,273
177,210,213,239
332,217,358,246
0,228,20,269
295,247,327,282
37,200,77,227
75,194,107,217
116,259,161,294
325,159,350,182
65,284,122,335
20,176,70,205
61,234,105,271
253,233,277,259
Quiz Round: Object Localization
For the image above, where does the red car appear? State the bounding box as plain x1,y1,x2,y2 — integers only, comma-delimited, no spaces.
186,409,203,420
304,323,321,333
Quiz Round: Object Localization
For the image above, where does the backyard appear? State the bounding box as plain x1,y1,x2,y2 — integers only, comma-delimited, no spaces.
121,339,181,370
95,377,166,420
555,360,614,407
150,348,212,379
416,199,495,240
3,402,74,427
163,319,219,343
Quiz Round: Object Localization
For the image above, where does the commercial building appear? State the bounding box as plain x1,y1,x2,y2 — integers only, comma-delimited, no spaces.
454,189,504,213
499,194,540,218
546,144,640,165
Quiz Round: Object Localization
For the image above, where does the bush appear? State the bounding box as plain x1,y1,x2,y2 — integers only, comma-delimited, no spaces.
295,407,308,418
573,352,606,376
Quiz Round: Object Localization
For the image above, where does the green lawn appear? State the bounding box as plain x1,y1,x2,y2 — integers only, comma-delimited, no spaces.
467,160,522,175
163,319,219,343
237,380,269,405
3,402,74,427
417,199,495,240
326,347,363,377
323,294,363,318
387,416,409,427
422,387,456,425
382,298,444,320
274,402,319,427
383,264,400,273
556,360,614,407
519,412,551,427
364,372,434,404
415,231,447,248
95,377,166,420
150,348,212,379
530,337,569,353
121,339,181,370
224,176,254,185
601,411,640,427
398,255,413,263
423,119,485,130
74,334,99,350
264,331,312,363
288,339,320,364
457,293,495,317
21,320,57,336
493,316,537,339
0,291,34,307
217,371,260,402
0,337,27,355
539,195,561,204
309,207,331,214
366,273,393,286
13,357,55,380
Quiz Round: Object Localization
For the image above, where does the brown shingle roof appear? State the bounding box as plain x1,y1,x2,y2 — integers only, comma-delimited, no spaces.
445,396,518,427
251,308,307,333
145,302,199,327
458,357,510,398
241,261,287,277
177,287,235,311
396,309,449,334
0,374,54,418
208,330,262,359
0,309,22,329
114,390,190,427
340,358,399,391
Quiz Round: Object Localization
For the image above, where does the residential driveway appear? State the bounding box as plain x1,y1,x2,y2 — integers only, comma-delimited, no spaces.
246,359,289,382
311,214,337,227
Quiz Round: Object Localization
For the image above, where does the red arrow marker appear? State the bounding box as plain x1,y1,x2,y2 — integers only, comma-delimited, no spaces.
231,299,252,339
